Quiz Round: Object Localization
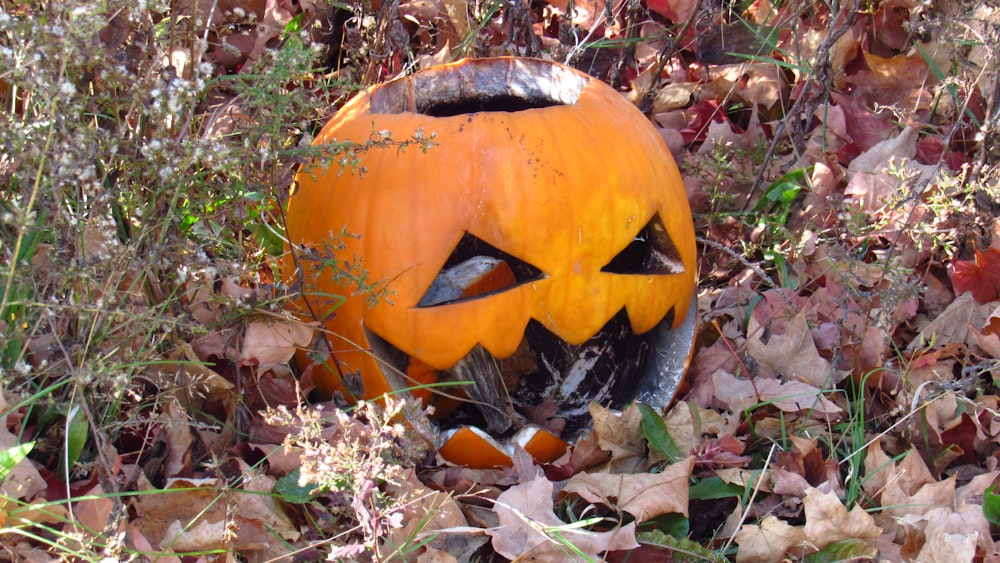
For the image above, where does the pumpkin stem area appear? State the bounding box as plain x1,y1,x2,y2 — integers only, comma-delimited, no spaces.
369,58,588,115
421,95,561,117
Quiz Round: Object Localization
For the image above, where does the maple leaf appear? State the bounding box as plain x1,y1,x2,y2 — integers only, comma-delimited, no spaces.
802,488,882,548
745,309,844,387
710,371,843,416
486,474,639,560
950,246,1000,304
562,457,695,523
734,516,807,562
239,318,315,368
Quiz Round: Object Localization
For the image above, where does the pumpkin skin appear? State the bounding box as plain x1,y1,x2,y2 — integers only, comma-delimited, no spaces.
284,58,696,448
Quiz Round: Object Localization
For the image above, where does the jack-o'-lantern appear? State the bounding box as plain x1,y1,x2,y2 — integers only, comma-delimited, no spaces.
283,58,697,468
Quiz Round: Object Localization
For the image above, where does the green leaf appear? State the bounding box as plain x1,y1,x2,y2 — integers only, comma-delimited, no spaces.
275,469,317,504
983,486,1000,526
638,404,680,463
64,405,89,473
688,476,746,500
642,512,690,538
284,13,304,34
0,441,34,479
753,167,809,225
637,528,724,561
802,538,878,563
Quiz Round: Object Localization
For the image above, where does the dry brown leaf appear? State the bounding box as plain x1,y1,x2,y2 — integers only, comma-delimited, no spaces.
844,126,939,216
769,436,842,496
710,371,843,416
59,485,120,548
956,470,1000,506
733,516,807,563
895,448,939,494
662,402,697,456
0,390,45,501
233,460,300,538
562,456,694,522
746,310,842,387
416,550,460,563
6,499,69,529
862,438,896,501
971,318,1000,358
884,474,957,522
191,327,237,362
240,318,315,367
131,467,298,556
129,520,180,563
163,401,194,477
159,518,229,552
802,488,882,549
715,467,768,491
152,341,237,405
770,466,811,497
908,292,997,352
918,504,994,561
589,403,648,473
486,474,639,561
387,469,488,559
985,305,1000,337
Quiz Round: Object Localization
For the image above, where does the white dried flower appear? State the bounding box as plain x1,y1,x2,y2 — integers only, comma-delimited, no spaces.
13,359,32,375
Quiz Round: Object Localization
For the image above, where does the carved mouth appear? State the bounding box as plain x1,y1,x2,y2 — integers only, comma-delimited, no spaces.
359,207,694,441
364,302,695,442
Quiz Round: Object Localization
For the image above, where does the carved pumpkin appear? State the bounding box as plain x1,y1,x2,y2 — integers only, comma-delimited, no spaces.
284,57,696,467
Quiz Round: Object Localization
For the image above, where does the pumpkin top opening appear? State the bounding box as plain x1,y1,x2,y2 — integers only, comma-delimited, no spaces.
369,58,589,115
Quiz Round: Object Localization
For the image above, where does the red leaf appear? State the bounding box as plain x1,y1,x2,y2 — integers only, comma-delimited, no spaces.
646,0,697,22
950,247,1000,304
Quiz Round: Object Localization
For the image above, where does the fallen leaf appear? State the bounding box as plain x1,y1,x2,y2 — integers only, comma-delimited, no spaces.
733,516,807,563
545,0,605,30
845,52,942,119
0,391,45,501
69,483,114,537
746,310,842,387
919,504,994,561
829,91,897,157
646,0,697,23
951,247,1000,304
710,371,843,416
131,465,299,556
985,305,1000,337
487,474,639,561
802,488,882,549
844,126,939,216
240,318,315,368
589,403,649,473
386,470,487,560
907,292,997,352
562,456,694,522
861,439,896,501
162,401,194,478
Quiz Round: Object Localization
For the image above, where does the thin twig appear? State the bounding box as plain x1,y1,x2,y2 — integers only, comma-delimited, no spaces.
697,235,778,288
637,0,706,116
743,0,861,209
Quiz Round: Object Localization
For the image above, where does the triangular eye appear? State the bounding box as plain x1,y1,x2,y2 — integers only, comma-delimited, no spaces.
601,214,686,275
417,233,545,307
